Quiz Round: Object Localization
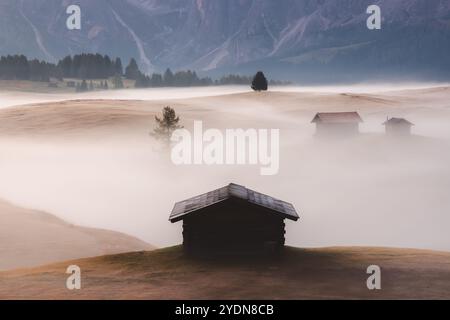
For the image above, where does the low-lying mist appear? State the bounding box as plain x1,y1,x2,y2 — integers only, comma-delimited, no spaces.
0,85,449,251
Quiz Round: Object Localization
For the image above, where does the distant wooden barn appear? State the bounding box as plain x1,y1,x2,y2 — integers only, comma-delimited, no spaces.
383,117,414,136
311,112,363,136
169,183,299,255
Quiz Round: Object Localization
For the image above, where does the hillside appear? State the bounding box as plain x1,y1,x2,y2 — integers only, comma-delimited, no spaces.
0,86,449,299
0,86,449,253
1,246,450,299
0,199,154,271
1,86,449,138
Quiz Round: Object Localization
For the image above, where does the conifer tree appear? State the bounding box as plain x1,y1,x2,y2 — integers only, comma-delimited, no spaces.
151,106,183,142
251,71,268,92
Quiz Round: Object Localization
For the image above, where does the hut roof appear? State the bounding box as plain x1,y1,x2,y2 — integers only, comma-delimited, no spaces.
169,183,299,223
311,112,363,124
382,117,414,126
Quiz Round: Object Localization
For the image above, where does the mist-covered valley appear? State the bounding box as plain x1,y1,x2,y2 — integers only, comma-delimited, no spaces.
0,84,449,255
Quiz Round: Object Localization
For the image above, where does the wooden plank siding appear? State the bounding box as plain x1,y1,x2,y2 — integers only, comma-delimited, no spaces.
170,184,298,255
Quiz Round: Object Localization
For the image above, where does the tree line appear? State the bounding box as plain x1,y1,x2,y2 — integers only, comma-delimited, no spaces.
0,54,289,88
133,66,214,88
134,69,260,88
0,54,122,81
129,59,288,88
0,55,57,82
57,54,123,79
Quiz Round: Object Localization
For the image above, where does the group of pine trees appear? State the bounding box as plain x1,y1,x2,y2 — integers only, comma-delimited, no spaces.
123,58,211,88
130,62,278,89
0,55,56,82
132,67,285,89
0,54,288,90
57,54,123,79
133,66,214,88
0,54,122,82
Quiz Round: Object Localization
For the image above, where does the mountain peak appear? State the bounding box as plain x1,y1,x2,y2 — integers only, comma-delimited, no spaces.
0,0,448,81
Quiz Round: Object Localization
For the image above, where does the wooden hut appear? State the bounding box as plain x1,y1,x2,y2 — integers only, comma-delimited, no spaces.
383,117,414,136
311,112,363,136
169,183,299,255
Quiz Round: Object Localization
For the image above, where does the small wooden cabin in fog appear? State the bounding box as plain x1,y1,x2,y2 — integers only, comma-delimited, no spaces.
383,117,414,136
169,183,299,255
311,112,363,136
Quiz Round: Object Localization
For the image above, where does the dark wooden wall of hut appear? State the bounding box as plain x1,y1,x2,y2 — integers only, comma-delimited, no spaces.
385,123,412,136
182,198,286,255
316,122,360,136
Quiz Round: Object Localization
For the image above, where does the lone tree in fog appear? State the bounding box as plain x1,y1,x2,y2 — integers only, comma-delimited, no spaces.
152,106,183,142
251,71,268,92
